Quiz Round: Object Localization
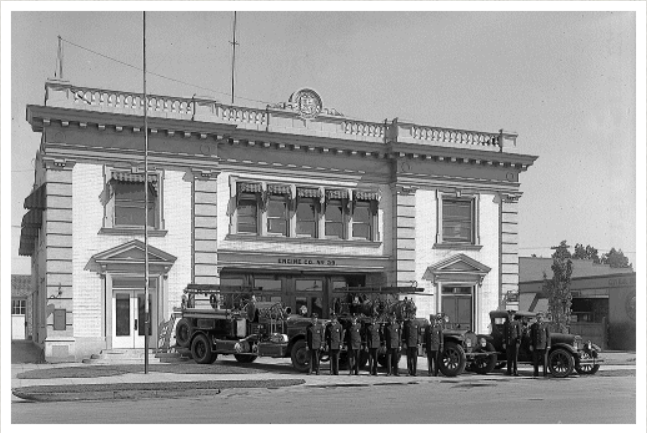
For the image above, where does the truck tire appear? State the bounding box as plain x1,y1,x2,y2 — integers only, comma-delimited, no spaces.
191,334,213,364
290,339,310,373
175,318,192,349
548,348,574,378
234,354,258,363
471,342,497,375
439,341,467,377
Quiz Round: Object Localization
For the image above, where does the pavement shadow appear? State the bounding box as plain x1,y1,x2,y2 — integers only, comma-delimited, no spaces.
11,341,45,364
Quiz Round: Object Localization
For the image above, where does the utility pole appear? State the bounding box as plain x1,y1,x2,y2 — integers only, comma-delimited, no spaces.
143,11,150,375
230,11,239,104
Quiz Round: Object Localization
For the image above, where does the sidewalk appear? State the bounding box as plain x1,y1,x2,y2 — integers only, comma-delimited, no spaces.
11,351,635,402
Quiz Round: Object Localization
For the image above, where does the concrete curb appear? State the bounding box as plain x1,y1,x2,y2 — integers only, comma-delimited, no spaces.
12,388,223,402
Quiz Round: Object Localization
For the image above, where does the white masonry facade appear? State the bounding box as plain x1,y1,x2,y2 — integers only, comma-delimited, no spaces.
20,81,537,361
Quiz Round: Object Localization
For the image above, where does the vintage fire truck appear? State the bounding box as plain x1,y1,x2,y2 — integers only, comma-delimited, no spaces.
173,283,494,375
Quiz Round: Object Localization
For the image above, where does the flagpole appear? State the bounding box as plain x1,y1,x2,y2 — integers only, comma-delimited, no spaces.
143,11,150,375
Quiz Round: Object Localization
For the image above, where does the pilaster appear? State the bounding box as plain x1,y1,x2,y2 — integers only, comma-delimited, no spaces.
500,192,521,310
192,169,220,285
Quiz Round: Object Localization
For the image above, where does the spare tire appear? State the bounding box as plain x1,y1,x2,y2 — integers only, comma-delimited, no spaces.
175,318,192,348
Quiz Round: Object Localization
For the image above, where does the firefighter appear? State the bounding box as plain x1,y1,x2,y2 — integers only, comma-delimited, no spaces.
364,313,382,375
425,314,444,376
326,314,344,375
402,311,421,376
503,310,522,376
530,312,551,377
384,313,402,376
305,313,325,375
346,314,363,375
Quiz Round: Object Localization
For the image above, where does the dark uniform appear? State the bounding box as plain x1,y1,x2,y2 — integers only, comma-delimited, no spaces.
503,312,522,376
306,317,325,375
425,317,444,376
402,318,421,376
364,318,382,375
384,317,402,376
326,318,345,375
346,319,363,375
530,315,551,377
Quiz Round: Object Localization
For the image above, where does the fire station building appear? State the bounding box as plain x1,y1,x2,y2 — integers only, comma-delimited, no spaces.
20,80,537,361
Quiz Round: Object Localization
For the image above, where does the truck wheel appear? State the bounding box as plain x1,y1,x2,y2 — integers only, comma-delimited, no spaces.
234,354,258,363
209,353,218,364
548,348,575,378
290,339,310,373
472,343,497,375
175,318,192,348
439,342,466,377
191,334,213,364
575,351,601,375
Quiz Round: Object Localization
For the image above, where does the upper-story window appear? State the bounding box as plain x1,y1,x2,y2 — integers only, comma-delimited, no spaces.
266,184,291,236
324,189,348,239
236,182,262,234
105,171,161,230
436,192,480,248
352,191,379,241
296,187,321,238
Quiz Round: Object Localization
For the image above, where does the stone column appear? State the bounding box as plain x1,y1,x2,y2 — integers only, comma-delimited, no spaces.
500,193,521,310
43,158,75,362
392,184,417,287
192,170,220,284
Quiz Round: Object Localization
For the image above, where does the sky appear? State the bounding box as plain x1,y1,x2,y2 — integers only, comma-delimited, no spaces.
5,5,643,275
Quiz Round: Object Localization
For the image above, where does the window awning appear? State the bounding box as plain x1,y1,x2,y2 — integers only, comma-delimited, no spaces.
21,209,43,228
24,183,46,210
111,172,158,195
297,187,322,198
355,191,380,201
238,182,262,193
326,189,348,200
267,184,291,196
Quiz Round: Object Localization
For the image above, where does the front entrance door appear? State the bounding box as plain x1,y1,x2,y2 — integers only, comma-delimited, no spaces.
441,286,473,331
112,290,152,349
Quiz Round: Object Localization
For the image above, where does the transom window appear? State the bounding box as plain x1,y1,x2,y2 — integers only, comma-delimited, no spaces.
12,299,26,315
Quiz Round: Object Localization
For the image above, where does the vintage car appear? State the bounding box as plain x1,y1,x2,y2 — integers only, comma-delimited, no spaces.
465,310,604,378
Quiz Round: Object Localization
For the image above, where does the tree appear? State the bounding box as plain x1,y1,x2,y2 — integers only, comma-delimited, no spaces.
601,248,632,269
551,240,571,260
543,244,574,333
573,243,601,263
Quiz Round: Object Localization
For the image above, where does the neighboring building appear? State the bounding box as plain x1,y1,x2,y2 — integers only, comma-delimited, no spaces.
11,274,33,340
519,257,636,350
19,80,537,361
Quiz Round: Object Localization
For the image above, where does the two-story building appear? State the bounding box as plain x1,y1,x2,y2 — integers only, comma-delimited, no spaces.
19,80,537,361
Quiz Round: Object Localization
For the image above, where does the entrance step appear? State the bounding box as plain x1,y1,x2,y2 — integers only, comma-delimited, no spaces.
81,349,165,365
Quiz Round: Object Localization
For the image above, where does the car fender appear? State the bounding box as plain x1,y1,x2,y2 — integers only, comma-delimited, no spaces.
286,334,305,354
549,342,578,356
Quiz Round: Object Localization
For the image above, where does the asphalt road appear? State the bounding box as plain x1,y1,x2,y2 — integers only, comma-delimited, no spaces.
12,372,635,424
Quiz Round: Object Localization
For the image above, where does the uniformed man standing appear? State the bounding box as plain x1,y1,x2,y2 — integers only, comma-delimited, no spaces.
402,313,421,376
346,315,363,375
530,312,551,377
503,310,522,376
425,314,444,376
326,314,345,375
384,313,402,376
305,313,325,375
364,313,381,375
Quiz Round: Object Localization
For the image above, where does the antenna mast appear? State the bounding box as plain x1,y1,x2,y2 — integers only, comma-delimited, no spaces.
230,11,239,104
56,35,63,79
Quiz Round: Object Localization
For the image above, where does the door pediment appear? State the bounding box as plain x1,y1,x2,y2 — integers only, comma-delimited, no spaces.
87,239,177,274
423,253,491,284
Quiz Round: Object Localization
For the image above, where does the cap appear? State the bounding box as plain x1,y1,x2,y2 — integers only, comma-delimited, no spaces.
312,313,319,318
435,313,443,320
507,310,516,315
330,313,337,319
536,312,544,317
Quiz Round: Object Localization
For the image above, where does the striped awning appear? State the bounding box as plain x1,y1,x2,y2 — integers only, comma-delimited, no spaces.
325,189,348,200
24,183,46,210
355,191,380,201
267,184,291,196
297,187,322,198
111,172,158,194
21,209,43,228
238,182,262,193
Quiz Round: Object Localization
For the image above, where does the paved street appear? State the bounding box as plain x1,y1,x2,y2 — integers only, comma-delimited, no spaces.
12,367,635,424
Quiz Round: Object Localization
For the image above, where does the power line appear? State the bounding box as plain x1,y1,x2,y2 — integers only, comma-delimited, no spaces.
59,37,370,122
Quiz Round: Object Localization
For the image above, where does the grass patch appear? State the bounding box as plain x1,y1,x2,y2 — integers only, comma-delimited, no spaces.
17,362,273,380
